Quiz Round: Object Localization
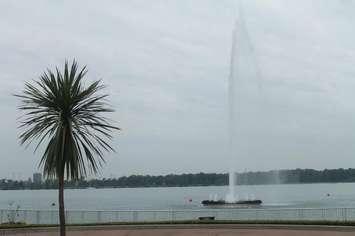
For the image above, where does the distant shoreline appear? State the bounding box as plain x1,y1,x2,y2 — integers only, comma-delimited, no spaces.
1,168,355,190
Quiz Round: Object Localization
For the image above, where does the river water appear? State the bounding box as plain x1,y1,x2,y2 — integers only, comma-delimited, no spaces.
1,183,354,210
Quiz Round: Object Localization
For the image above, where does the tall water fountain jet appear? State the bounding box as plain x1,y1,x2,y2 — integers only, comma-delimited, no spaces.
226,3,263,204
226,16,239,203
202,2,263,207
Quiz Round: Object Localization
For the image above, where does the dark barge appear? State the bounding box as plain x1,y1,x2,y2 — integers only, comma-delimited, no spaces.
201,199,262,206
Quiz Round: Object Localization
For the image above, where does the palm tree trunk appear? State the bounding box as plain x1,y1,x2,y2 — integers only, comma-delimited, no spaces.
59,127,67,236
59,174,66,236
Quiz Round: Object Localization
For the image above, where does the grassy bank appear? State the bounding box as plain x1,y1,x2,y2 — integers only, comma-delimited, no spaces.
3,220,355,230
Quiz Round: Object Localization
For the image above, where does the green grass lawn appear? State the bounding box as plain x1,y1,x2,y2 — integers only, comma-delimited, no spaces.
2,220,355,229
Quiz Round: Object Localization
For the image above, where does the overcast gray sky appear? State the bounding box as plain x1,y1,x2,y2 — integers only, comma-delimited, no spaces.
1,0,355,179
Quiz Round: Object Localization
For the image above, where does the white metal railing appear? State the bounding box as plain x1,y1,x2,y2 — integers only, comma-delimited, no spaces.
0,208,354,225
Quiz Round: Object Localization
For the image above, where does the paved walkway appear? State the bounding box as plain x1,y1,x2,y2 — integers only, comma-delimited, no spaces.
2,225,355,235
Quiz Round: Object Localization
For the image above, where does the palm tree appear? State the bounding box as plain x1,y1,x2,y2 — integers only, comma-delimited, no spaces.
16,60,119,236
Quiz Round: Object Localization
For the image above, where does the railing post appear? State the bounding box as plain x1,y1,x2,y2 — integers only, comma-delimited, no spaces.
65,210,69,224
81,211,85,224
172,210,176,221
97,211,102,223
344,208,348,222
115,211,119,222
235,209,240,220
110,211,114,222
36,210,40,224
300,209,304,220
322,209,325,220
50,211,54,225
133,211,138,222
23,210,27,224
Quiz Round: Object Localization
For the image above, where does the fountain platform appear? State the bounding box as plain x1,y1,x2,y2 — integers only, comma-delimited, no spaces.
201,199,262,206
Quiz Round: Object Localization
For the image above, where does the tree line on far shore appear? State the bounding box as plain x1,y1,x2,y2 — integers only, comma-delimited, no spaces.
2,168,355,190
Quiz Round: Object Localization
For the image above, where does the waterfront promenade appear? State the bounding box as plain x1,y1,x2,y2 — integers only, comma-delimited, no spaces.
2,225,355,236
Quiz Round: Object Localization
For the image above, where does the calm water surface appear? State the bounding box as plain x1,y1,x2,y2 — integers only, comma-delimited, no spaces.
1,183,355,210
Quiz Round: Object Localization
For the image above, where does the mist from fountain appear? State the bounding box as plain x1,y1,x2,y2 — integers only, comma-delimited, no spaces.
225,170,236,202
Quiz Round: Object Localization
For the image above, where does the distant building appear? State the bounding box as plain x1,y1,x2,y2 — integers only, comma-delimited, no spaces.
33,173,42,184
